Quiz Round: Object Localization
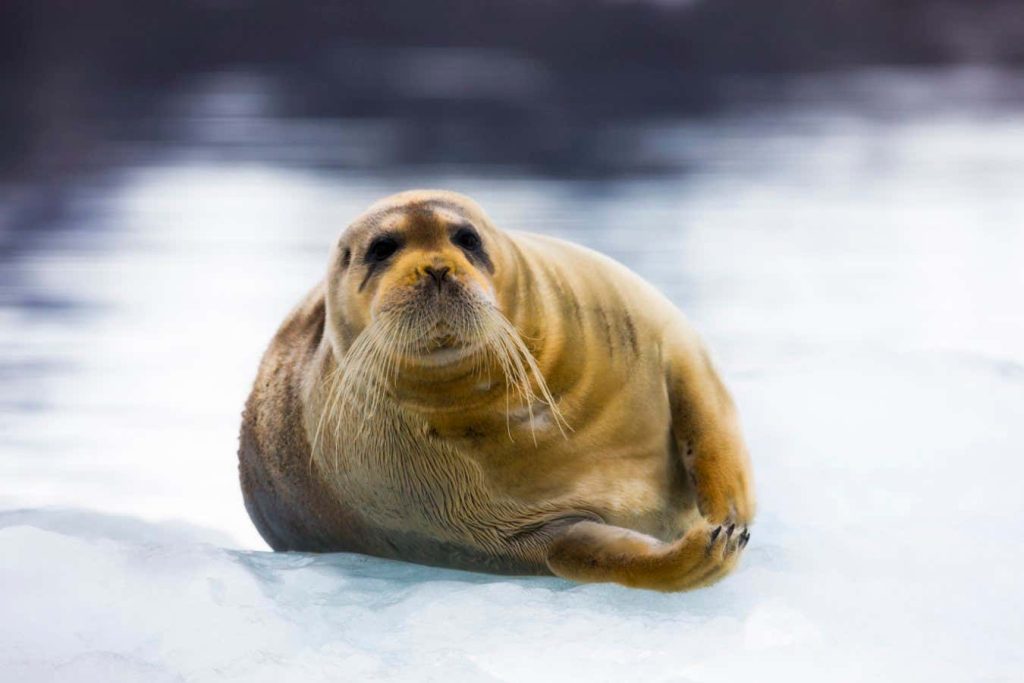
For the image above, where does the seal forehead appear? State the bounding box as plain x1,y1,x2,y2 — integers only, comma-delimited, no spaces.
345,191,488,238
371,189,484,215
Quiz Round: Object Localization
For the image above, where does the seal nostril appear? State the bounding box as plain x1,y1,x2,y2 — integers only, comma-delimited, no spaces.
423,266,451,288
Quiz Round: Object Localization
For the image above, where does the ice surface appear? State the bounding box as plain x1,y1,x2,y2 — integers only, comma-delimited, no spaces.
3,71,1024,681
4,352,1023,682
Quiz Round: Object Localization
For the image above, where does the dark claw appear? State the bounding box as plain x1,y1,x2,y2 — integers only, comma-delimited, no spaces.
726,523,736,538
710,526,722,543
739,528,750,548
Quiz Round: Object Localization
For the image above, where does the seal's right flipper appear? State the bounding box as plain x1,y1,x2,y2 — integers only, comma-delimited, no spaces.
544,520,746,592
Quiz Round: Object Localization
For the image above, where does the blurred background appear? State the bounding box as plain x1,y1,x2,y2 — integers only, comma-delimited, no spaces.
3,2,1024,681
2,0,1024,545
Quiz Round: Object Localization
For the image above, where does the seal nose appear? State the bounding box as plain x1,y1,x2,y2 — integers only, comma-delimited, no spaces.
423,265,451,288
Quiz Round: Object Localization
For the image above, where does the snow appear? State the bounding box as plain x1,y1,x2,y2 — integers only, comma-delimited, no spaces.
3,72,1024,681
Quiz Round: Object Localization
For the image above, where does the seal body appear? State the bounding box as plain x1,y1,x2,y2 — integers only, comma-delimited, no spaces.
239,190,754,590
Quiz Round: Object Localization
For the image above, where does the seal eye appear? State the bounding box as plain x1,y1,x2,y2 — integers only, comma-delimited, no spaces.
366,236,399,262
452,227,481,252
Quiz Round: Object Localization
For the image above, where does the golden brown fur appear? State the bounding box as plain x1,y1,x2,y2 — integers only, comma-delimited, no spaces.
238,190,755,590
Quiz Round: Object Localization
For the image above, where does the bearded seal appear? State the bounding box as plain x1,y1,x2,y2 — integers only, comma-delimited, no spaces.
238,189,755,591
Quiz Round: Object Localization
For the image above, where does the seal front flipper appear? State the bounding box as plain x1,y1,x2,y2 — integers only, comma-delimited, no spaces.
544,519,745,592
664,336,756,528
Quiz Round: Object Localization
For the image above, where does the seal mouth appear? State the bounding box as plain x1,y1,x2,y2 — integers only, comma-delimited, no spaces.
413,343,480,367
408,326,482,366
385,281,490,358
